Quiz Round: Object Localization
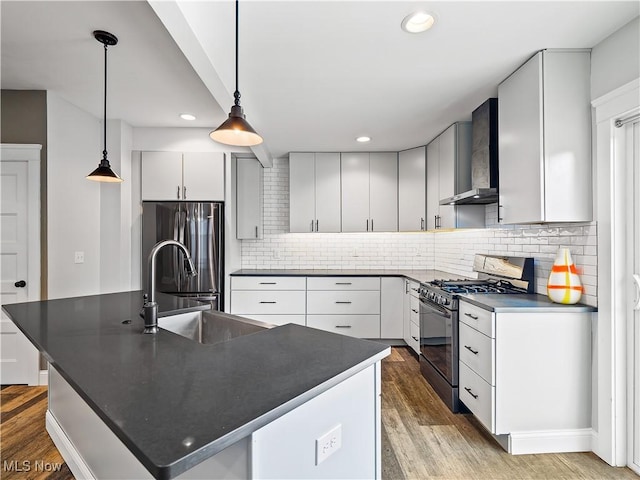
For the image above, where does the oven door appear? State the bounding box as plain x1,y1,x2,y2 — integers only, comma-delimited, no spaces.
419,298,458,386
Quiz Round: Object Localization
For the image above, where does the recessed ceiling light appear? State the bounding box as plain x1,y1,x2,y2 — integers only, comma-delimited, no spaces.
180,113,196,121
401,11,435,33
356,136,371,143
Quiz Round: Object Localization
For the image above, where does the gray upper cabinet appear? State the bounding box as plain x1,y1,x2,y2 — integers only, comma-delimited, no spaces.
341,152,398,232
498,49,591,224
398,147,426,231
236,158,263,239
426,124,484,230
289,152,341,233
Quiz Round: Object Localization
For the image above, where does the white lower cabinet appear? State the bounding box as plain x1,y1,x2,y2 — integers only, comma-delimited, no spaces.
458,299,592,454
307,315,380,338
403,280,420,354
230,277,306,326
380,277,404,339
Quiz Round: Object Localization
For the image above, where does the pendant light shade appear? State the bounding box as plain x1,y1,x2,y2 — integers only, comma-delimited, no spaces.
87,30,123,183
210,0,263,147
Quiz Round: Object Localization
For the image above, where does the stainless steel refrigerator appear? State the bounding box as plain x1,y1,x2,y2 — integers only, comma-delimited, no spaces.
142,202,223,311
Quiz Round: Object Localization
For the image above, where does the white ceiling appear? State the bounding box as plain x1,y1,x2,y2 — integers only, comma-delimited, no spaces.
2,1,639,161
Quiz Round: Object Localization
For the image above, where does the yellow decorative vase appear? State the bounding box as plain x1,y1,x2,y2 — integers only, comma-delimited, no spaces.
547,248,583,304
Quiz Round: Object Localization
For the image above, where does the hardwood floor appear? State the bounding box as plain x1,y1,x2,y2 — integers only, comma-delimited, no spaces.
1,349,637,479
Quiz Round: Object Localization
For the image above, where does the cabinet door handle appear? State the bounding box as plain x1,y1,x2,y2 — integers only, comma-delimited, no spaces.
255,226,259,238
633,274,640,311
434,215,438,229
183,186,187,199
259,301,276,304
421,217,424,230
259,282,277,285
335,301,352,304
335,325,352,329
464,387,478,399
335,282,352,285
366,219,369,231
405,281,409,294
311,220,314,232
316,220,319,232
464,312,479,320
411,308,419,314
411,336,419,342
177,186,181,199
464,345,479,355
14,280,26,288
498,205,504,223
371,218,374,231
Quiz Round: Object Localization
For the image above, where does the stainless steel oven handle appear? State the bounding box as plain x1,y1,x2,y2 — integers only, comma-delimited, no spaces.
419,299,450,317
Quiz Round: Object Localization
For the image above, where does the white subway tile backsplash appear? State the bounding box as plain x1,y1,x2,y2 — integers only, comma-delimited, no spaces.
241,157,598,306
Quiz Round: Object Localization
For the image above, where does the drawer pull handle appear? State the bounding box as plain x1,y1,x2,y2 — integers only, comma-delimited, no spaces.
335,282,352,285
464,345,479,355
464,313,479,320
464,387,478,399
259,282,277,285
411,308,419,314
335,301,352,304
411,287,419,292
259,301,277,304
411,336,419,342
335,325,352,329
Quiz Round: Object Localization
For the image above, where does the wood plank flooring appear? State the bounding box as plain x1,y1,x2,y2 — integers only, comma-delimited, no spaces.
1,348,637,479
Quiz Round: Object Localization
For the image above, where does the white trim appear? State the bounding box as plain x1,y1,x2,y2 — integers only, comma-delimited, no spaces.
592,79,640,466
46,411,96,480
507,429,593,455
39,368,48,386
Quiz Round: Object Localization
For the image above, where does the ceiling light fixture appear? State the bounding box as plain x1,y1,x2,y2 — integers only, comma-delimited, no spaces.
180,113,196,121
87,30,123,183
210,0,263,147
401,11,435,34
356,136,371,143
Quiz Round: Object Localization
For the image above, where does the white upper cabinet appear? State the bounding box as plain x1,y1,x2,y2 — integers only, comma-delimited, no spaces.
498,49,591,224
141,151,224,201
426,124,484,230
236,158,263,239
398,147,426,231
289,152,341,233
341,152,398,232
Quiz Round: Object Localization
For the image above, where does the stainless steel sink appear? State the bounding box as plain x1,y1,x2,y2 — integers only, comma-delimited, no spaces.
159,310,274,345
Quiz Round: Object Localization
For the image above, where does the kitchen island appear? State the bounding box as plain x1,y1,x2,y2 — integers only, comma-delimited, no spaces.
3,291,389,480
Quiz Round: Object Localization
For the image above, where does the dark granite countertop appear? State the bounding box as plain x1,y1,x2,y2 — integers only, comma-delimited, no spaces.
460,293,597,313
2,291,389,480
231,268,470,284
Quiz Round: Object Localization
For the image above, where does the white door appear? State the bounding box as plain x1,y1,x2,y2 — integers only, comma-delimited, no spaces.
289,152,315,233
398,146,426,231
369,152,398,232
314,153,341,233
628,119,640,475
182,152,225,201
0,145,40,385
426,139,439,230
236,158,263,239
341,153,370,232
141,151,183,200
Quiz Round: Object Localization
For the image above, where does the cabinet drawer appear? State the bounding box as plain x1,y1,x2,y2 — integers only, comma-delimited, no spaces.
307,291,380,314
408,320,420,355
409,295,420,318
306,277,380,291
307,315,380,338
459,362,495,433
230,291,306,315
459,322,494,385
237,314,306,327
231,276,306,291
408,281,421,298
459,301,494,338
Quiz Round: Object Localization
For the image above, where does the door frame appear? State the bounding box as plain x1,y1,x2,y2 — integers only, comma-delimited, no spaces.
592,79,640,466
0,143,42,385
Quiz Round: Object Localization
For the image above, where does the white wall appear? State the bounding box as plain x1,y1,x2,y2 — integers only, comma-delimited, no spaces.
591,16,640,100
46,92,102,299
133,127,249,153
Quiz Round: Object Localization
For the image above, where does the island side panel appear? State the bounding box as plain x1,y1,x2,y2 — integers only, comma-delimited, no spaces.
47,365,249,480
250,363,379,479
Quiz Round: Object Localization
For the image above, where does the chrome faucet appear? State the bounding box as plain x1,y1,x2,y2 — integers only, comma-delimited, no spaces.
142,240,197,334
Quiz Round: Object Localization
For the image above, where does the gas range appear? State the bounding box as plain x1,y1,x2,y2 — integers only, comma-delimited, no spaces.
420,278,531,308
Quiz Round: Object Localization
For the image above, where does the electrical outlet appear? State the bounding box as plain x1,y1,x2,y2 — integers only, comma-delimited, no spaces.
74,251,84,264
315,424,342,465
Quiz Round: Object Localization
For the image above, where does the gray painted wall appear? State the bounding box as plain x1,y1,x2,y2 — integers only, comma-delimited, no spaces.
591,16,640,100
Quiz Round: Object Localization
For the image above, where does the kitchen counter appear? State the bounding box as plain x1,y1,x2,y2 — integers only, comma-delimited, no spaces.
231,268,470,284
3,291,389,479
460,293,597,312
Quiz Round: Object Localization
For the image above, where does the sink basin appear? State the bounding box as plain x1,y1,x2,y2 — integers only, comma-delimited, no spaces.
159,310,274,345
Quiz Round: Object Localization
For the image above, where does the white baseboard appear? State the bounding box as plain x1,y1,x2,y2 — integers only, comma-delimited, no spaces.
39,369,48,386
45,411,96,480
507,428,593,455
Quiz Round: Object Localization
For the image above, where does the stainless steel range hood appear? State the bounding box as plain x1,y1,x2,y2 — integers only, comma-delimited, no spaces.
440,98,499,205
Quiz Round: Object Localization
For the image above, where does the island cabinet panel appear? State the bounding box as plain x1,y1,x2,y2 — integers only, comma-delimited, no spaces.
251,364,378,479
458,299,592,454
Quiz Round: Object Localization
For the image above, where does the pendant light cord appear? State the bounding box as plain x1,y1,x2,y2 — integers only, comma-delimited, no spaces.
102,42,108,161
233,0,240,106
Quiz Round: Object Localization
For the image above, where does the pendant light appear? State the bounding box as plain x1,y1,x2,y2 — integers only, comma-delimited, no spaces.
87,30,123,183
209,0,263,147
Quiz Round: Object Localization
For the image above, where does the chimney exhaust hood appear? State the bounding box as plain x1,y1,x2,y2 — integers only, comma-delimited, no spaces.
440,98,498,205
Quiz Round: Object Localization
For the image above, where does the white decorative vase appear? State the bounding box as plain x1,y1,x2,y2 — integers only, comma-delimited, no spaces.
547,248,583,304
